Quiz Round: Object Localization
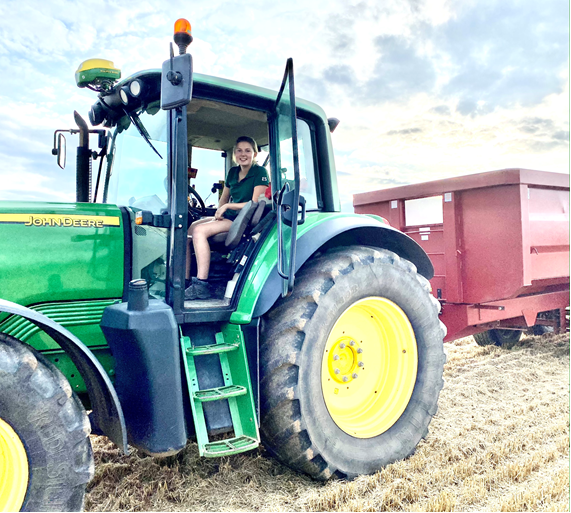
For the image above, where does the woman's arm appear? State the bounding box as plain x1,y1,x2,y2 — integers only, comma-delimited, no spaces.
214,185,268,220
218,186,231,207
251,185,268,202
226,185,267,208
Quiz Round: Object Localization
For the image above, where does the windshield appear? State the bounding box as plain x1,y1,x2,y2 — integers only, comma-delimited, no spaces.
106,105,168,214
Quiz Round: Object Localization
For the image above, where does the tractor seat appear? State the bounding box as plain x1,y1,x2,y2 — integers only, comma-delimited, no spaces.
210,198,268,250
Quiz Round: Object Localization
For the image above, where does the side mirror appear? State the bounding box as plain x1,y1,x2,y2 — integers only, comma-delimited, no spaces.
160,52,193,110
52,132,67,169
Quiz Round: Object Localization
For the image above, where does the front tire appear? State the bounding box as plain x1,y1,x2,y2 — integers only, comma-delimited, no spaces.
0,333,94,511
260,246,446,479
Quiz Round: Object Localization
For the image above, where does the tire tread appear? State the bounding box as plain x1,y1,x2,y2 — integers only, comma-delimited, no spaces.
0,333,93,511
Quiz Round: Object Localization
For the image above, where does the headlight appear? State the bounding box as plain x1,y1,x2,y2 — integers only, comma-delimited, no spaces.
89,101,106,126
119,87,129,105
130,80,142,97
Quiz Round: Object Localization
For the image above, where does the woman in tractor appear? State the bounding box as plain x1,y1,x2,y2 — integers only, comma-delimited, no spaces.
185,136,269,300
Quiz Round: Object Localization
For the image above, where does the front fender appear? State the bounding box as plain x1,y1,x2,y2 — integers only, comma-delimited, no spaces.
232,213,433,323
0,298,127,453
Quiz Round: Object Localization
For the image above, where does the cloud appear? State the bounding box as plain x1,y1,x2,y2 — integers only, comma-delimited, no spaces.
322,65,355,86
295,0,568,117
0,161,75,203
386,127,423,136
434,0,568,113
359,34,437,103
430,105,451,115
552,131,570,141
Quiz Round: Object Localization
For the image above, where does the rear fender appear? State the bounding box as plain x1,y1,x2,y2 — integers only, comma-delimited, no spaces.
0,298,127,453
252,215,433,318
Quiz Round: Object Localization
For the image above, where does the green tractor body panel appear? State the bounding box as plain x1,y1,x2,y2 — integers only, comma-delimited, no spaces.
0,300,118,393
231,211,336,323
0,202,124,393
231,211,433,324
0,201,124,315
0,300,118,350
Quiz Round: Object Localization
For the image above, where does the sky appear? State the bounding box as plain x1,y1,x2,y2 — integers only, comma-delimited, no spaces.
0,0,568,211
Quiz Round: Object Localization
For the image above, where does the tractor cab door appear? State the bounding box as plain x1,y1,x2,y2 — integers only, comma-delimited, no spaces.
272,58,306,297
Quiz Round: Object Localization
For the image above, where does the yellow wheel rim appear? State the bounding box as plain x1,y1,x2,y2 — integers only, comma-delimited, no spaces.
0,417,28,511
321,297,418,438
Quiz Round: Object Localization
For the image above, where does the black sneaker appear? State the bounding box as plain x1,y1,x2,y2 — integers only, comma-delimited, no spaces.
184,277,212,300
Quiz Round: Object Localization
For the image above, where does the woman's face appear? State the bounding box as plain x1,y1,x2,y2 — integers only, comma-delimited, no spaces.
234,142,257,168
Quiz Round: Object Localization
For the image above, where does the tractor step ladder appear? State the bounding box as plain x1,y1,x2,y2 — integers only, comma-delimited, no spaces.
180,323,259,457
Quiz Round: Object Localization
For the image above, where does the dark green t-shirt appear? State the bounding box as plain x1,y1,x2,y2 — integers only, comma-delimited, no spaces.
226,164,269,204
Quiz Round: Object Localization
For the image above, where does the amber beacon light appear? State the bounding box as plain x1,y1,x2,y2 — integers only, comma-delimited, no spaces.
174,18,193,54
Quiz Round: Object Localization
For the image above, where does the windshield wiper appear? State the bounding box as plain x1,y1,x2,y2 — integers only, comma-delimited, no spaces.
124,110,163,159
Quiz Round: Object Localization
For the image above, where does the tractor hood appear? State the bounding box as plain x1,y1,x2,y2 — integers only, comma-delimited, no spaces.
0,201,125,314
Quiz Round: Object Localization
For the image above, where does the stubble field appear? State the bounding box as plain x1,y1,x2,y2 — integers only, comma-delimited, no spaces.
85,333,570,512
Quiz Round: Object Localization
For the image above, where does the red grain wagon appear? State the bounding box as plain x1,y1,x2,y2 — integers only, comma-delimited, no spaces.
354,169,570,344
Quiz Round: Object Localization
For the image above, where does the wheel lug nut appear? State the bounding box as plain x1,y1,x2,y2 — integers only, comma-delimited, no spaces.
342,376,349,382
352,373,358,379
358,361,364,367
334,368,340,374
350,340,355,346
339,343,346,349
333,355,340,361
357,348,363,354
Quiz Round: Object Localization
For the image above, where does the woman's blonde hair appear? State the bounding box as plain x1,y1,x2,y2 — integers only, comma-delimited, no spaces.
232,136,258,164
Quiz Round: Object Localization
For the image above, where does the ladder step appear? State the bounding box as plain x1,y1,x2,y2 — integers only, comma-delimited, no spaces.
203,436,259,457
186,342,239,356
193,385,247,402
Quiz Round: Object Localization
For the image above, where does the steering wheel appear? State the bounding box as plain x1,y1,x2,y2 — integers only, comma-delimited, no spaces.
188,185,207,221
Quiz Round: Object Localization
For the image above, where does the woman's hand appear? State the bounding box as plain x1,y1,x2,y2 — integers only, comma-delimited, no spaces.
214,204,228,220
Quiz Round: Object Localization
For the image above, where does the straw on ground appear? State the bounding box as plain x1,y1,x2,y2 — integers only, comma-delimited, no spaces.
86,333,570,512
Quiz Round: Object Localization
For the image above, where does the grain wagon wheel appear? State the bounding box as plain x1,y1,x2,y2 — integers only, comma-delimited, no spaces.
0,333,94,512
259,246,447,479
473,329,522,349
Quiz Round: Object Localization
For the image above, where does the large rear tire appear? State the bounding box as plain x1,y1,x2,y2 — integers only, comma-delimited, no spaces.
0,333,94,511
260,246,446,479
473,329,522,349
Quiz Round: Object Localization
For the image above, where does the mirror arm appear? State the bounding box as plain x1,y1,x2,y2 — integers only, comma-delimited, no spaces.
92,143,108,202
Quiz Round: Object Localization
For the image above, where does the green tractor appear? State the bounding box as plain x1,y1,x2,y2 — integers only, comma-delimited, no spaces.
0,20,446,511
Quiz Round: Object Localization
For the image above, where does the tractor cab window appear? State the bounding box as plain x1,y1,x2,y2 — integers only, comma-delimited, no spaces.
104,99,271,212
288,119,318,211
106,105,168,214
186,99,269,192
104,99,316,213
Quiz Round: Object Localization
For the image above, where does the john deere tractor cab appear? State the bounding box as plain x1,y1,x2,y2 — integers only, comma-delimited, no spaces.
0,19,446,512
68,24,315,313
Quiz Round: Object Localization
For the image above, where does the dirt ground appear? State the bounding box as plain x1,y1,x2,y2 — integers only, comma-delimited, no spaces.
85,333,570,512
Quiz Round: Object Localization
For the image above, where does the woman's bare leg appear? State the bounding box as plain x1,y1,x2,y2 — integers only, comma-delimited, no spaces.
188,216,214,237
186,217,215,278
192,219,232,280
